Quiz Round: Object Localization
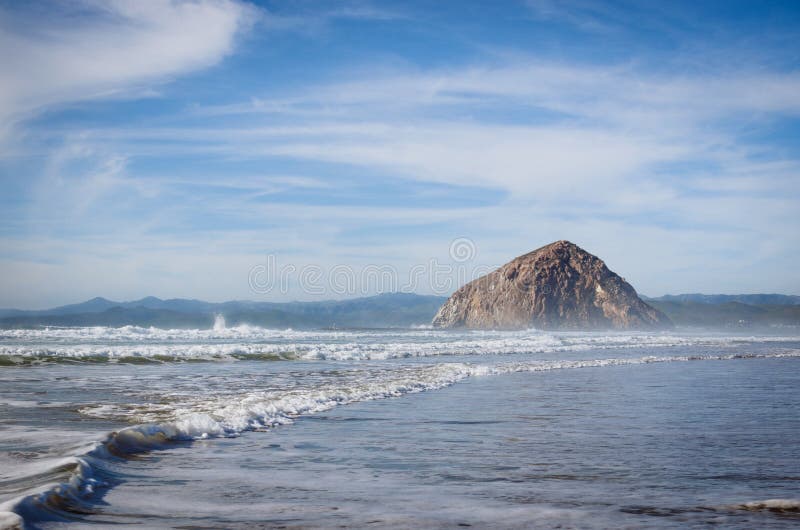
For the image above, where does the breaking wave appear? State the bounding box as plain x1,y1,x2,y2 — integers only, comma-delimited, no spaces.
730,499,800,513
1,326,798,365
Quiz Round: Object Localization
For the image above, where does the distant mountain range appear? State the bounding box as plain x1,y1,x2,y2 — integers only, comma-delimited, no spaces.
0,293,448,329
643,293,800,306
639,294,800,329
0,292,798,329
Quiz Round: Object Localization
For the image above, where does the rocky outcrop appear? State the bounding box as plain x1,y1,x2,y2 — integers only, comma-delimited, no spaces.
432,240,672,330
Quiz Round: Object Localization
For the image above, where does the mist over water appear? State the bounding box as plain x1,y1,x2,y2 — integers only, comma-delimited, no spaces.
1,327,799,528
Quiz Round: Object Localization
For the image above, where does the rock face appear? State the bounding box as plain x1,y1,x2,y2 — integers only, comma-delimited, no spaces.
432,240,672,330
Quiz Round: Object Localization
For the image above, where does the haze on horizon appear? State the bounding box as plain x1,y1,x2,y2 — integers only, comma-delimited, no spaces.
1,0,799,310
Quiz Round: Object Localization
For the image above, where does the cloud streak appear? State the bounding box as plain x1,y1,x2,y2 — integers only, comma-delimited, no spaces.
0,0,257,152
1,2,799,306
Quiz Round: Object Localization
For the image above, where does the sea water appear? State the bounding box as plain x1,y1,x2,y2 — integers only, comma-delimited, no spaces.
1,327,799,528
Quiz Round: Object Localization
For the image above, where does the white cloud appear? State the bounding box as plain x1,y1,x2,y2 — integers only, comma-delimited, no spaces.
0,0,257,152
257,123,684,198
87,60,800,205
3,34,800,305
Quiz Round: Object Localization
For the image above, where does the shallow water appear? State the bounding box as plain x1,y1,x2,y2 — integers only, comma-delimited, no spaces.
1,327,799,528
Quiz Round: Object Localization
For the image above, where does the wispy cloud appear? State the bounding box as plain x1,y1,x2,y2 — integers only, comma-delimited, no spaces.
525,0,690,34
78,60,800,206
0,0,258,152
1,1,799,306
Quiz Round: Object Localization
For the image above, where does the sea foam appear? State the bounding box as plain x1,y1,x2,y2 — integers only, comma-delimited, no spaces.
2,327,798,364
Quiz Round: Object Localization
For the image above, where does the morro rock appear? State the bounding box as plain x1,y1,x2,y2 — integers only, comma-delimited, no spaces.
432,240,672,330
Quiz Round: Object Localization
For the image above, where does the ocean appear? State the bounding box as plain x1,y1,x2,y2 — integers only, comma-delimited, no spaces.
1,325,799,529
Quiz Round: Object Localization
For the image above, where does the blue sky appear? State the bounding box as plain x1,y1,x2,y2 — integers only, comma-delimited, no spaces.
1,0,799,308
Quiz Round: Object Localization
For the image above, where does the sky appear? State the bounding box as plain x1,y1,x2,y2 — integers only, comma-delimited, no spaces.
1,0,799,308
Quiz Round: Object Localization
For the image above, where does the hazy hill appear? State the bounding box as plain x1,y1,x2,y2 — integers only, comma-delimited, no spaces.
0,306,214,329
645,293,800,305
0,293,447,329
647,300,800,329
